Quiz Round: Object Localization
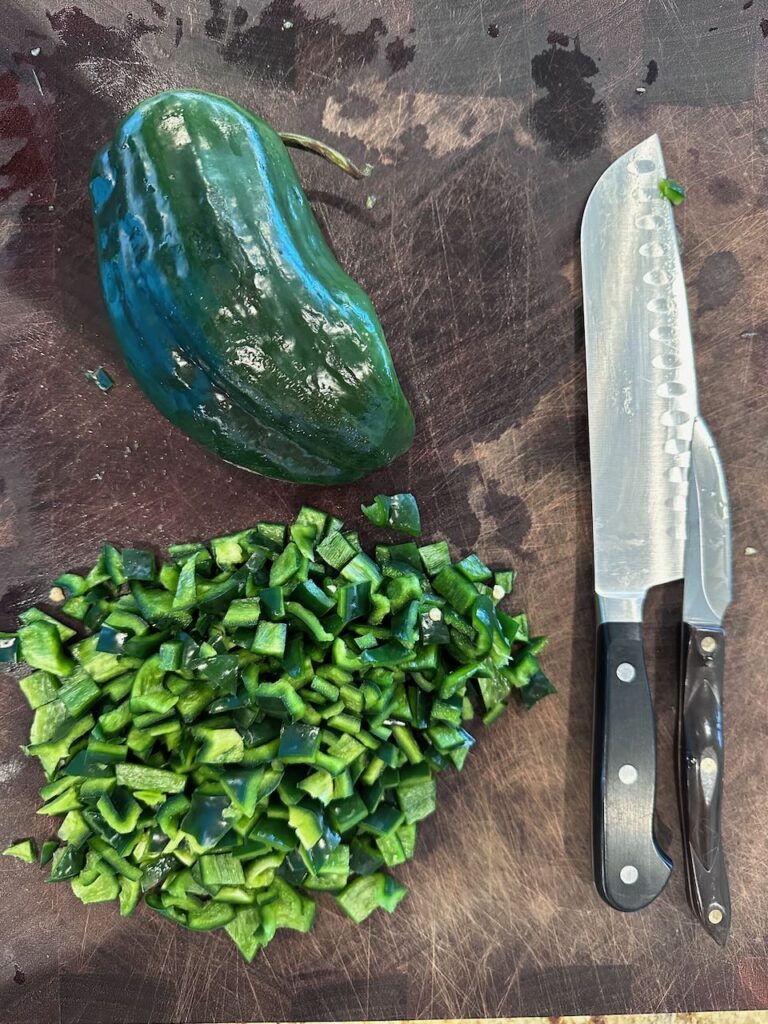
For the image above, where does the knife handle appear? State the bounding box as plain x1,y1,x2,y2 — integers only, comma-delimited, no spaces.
678,622,730,942
593,619,672,911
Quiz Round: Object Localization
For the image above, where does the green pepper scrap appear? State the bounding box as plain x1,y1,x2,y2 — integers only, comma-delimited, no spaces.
84,366,115,392
3,838,37,863
658,177,686,206
0,495,552,959
361,493,422,536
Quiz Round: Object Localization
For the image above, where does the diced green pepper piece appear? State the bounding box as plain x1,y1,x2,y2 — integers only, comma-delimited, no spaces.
269,543,305,587
71,858,120,904
519,668,556,709
18,607,78,641
360,802,404,837
295,506,328,534
270,876,316,931
198,653,239,693
222,598,261,629
251,816,297,852
100,543,125,586
432,566,479,616
119,876,142,916
26,712,95,776
176,682,215,723
431,694,463,727
288,804,324,849
252,621,287,658
376,542,422,571
385,574,423,612
39,839,59,865
19,671,59,709
59,672,101,717
417,536,454,577
335,582,371,624
185,899,235,930
84,366,114,392
336,872,406,923
88,836,142,880
327,793,368,834
157,793,190,837
3,838,37,863
140,854,179,892
199,852,246,888
361,493,421,536
375,830,407,867
220,768,265,818
360,641,413,668
251,681,305,721
115,763,187,792
121,548,156,581
195,727,244,764
316,531,356,570
340,552,382,591
0,633,18,664
155,640,182,671
18,621,74,676
180,792,232,852
56,808,90,845
293,579,335,616
297,769,334,805
171,551,201,611
659,176,686,205
397,776,436,823
48,844,86,881
455,553,492,582
37,783,83,814
96,787,140,834
224,906,263,961
326,733,365,765
53,572,90,597
258,586,285,621
278,723,320,763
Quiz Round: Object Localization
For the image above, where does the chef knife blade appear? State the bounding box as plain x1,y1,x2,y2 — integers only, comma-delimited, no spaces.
581,134,698,911
679,416,732,944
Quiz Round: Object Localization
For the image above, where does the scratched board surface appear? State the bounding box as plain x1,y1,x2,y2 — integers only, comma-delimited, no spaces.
1,1,768,1022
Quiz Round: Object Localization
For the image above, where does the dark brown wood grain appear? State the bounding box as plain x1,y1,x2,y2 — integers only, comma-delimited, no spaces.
1,1,768,1022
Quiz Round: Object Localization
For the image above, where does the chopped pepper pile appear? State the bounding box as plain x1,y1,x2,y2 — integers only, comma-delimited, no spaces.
1,495,553,959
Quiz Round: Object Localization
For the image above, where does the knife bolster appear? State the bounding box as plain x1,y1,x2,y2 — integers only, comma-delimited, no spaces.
596,593,645,624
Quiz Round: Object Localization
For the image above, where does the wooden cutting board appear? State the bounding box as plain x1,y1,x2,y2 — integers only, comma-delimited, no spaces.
2,2,768,1022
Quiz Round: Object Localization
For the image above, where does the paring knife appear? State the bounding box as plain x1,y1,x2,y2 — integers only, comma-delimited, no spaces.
581,134,696,912
678,416,732,944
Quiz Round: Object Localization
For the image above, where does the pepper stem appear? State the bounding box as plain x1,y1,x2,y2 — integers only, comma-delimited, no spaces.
279,132,372,181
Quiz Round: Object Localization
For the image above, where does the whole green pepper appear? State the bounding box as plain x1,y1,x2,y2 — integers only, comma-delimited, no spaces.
90,90,415,484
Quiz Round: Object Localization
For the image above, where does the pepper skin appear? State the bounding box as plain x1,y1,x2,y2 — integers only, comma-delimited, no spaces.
90,90,414,484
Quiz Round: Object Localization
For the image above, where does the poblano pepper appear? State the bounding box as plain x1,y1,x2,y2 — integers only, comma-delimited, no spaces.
90,90,414,484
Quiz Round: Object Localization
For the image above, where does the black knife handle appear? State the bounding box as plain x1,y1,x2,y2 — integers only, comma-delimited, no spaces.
678,622,730,943
593,620,672,911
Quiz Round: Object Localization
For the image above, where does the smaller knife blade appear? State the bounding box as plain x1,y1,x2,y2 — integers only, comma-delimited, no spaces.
679,416,732,944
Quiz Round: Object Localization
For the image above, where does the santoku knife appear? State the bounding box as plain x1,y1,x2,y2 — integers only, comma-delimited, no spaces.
678,415,732,944
581,134,697,912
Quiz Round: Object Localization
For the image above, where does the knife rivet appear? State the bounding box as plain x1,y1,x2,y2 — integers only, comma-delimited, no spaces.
701,636,717,655
708,906,724,925
700,755,718,777
620,865,639,885
618,764,638,785
616,662,636,683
